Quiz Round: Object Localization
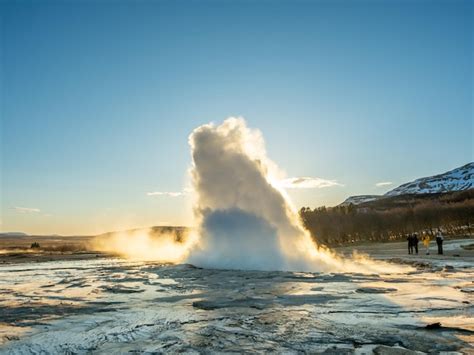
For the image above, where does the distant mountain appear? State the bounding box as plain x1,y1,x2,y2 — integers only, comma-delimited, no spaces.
340,162,474,206
385,162,473,196
339,195,381,207
0,232,29,237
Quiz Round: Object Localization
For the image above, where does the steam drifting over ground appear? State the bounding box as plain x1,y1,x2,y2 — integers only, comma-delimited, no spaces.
89,228,197,263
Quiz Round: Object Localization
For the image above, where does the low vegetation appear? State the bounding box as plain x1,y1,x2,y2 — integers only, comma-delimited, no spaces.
30,242,41,249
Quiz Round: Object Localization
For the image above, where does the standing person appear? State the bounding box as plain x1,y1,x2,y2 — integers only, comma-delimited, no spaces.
413,233,419,254
436,229,444,255
423,233,431,255
407,234,413,254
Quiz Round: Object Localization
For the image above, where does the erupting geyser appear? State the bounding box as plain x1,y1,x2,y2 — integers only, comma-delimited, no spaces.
188,117,349,271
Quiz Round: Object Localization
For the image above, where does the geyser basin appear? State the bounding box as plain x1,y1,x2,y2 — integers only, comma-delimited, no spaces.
1,242,472,354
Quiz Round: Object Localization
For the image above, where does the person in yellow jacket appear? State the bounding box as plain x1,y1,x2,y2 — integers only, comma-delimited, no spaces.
422,233,431,255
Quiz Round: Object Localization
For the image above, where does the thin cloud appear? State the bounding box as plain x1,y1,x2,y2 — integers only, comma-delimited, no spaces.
147,191,185,197
280,177,343,189
13,206,41,213
376,181,393,187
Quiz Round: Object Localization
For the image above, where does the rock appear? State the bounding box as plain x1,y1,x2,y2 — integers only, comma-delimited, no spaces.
425,322,441,330
373,345,418,354
4,335,19,341
356,287,397,294
321,346,353,354
100,285,144,294
413,262,430,268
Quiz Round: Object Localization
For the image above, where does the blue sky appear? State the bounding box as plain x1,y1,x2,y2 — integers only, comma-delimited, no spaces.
1,0,472,235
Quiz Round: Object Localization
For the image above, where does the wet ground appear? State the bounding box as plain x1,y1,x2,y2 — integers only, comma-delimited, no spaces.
0,239,473,354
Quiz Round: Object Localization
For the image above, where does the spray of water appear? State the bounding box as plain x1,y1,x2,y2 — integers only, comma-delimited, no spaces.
187,118,401,272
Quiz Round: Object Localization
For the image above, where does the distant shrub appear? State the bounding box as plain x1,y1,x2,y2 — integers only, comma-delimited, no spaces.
30,242,41,249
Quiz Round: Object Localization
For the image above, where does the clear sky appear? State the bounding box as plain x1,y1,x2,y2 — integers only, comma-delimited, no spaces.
1,0,472,235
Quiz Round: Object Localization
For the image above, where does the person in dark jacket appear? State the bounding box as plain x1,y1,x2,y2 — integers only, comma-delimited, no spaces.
436,229,444,255
413,233,419,254
407,234,413,254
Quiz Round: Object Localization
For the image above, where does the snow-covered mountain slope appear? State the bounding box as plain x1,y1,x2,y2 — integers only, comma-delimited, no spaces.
385,162,474,197
339,162,473,206
339,195,381,206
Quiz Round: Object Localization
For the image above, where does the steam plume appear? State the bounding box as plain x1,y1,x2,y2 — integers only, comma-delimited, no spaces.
187,117,377,272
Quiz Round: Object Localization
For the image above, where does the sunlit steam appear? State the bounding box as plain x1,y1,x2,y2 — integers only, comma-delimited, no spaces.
187,117,404,273
89,228,197,263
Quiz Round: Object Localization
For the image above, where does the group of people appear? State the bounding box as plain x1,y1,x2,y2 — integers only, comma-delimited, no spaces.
407,229,444,255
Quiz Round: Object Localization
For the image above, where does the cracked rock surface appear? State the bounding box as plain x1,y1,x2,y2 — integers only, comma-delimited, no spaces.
0,239,473,354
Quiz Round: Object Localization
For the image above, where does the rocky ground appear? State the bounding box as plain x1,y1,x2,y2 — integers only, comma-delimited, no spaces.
0,238,472,354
